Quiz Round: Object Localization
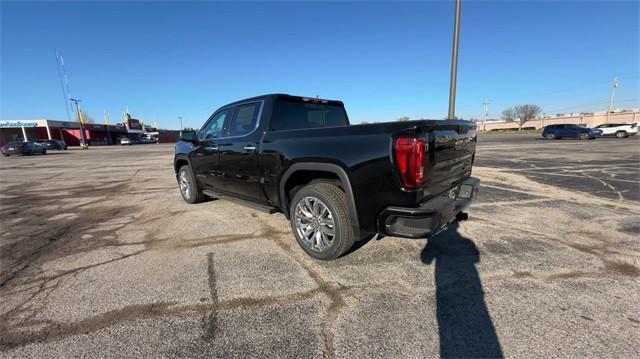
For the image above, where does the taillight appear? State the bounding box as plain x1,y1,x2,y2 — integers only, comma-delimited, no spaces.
394,136,427,189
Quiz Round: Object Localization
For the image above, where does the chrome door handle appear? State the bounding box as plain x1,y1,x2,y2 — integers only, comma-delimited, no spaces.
204,145,219,151
243,145,256,151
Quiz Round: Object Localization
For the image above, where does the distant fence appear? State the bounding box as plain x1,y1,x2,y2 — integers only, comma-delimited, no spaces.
480,111,639,131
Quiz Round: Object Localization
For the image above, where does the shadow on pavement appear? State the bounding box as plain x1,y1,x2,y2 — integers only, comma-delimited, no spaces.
421,222,503,358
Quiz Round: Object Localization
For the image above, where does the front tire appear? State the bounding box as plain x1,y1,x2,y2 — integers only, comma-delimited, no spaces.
177,165,206,204
289,182,356,260
616,131,628,138
579,133,590,140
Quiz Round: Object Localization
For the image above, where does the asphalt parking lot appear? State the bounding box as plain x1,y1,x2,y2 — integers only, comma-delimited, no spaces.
1,135,639,358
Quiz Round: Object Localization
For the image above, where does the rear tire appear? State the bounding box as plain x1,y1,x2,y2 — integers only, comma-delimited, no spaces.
177,165,206,204
616,131,628,138
289,182,356,260
545,133,555,140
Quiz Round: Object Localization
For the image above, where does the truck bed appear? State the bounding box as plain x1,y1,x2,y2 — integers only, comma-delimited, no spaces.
260,119,477,233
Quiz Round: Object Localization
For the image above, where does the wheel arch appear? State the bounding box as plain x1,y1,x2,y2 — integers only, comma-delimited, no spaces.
174,155,191,177
279,162,360,239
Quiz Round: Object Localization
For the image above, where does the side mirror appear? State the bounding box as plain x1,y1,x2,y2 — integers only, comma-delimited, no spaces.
180,130,197,142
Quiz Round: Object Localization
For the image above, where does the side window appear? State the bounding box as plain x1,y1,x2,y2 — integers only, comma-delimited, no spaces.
199,110,229,140
228,102,261,137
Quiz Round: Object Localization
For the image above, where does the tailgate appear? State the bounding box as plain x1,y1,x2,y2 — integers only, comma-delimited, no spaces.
425,122,476,197
391,120,476,199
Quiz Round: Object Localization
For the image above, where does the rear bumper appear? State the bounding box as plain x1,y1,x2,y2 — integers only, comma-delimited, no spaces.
378,177,480,238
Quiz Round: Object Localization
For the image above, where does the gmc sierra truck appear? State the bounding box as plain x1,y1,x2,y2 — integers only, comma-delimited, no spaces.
174,94,479,260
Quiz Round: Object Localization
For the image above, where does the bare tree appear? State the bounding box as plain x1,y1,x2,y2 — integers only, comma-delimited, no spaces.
502,104,542,131
74,110,95,124
397,116,410,122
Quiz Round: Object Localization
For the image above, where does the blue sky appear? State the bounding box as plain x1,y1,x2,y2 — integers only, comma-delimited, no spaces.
1,1,638,129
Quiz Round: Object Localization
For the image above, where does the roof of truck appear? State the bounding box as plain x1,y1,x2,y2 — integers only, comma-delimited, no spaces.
224,94,344,107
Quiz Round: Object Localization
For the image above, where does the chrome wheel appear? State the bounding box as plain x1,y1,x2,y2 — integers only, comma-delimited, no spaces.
294,196,336,252
179,169,191,200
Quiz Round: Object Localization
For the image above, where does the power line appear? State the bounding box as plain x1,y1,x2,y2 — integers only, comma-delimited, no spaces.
543,98,637,115
55,50,72,122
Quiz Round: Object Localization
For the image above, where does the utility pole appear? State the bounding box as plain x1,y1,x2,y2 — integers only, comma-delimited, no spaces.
104,110,113,145
606,76,618,123
483,99,489,131
70,98,88,149
447,0,462,119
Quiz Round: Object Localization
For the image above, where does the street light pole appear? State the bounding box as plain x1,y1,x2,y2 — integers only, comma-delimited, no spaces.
483,99,489,131
605,76,618,124
178,116,184,130
70,98,88,149
447,0,462,119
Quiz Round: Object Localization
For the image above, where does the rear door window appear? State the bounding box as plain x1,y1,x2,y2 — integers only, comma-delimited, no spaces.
227,102,261,137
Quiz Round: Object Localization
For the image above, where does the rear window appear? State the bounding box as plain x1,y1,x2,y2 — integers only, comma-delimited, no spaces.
270,99,349,131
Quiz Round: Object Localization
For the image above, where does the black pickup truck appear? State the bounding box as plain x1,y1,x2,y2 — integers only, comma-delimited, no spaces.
174,94,479,260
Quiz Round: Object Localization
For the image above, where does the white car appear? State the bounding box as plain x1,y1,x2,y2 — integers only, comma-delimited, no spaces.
593,123,638,138
120,137,132,145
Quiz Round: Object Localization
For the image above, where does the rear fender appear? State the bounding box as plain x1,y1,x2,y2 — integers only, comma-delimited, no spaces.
279,162,360,239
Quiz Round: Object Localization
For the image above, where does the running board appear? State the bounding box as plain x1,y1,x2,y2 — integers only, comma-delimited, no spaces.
202,190,279,214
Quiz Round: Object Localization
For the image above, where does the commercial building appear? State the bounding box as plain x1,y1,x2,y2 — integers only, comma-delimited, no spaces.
0,118,180,146
481,110,639,131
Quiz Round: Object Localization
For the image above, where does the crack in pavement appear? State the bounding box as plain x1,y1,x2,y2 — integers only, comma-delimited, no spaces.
201,253,218,340
474,166,640,212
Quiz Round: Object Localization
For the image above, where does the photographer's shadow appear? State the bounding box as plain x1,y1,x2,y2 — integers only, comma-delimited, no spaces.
421,222,503,358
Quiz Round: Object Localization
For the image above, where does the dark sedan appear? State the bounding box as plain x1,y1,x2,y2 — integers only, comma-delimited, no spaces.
1,141,47,156
36,139,67,150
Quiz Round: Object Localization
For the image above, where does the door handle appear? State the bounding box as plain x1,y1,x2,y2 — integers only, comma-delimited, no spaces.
243,145,256,151
204,145,219,151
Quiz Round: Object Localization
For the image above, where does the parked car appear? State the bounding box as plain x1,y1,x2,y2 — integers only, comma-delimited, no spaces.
1,141,47,156
36,139,67,150
174,94,479,260
542,124,600,140
141,134,158,144
120,137,132,145
593,123,638,138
